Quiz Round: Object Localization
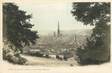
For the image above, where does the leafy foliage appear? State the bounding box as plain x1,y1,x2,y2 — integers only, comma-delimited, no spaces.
3,3,39,64
71,2,110,65
3,3,39,51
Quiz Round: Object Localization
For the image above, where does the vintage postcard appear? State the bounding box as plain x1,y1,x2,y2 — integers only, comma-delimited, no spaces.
0,0,112,73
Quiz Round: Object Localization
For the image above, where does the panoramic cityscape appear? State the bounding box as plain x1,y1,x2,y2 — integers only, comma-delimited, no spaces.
3,1,110,69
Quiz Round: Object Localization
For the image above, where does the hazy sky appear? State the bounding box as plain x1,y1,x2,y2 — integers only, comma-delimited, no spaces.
4,0,94,34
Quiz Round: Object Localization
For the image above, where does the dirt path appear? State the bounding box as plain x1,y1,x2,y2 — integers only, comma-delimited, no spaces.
21,55,78,66
2,56,112,73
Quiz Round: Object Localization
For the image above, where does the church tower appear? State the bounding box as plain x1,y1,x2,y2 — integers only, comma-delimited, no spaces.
57,21,60,37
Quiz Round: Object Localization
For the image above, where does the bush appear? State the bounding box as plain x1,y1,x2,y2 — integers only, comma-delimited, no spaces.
3,48,27,65
28,51,44,57
75,47,109,65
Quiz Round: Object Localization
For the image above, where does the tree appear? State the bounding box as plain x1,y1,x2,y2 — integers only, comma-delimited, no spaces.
3,3,39,52
3,3,39,64
71,2,110,65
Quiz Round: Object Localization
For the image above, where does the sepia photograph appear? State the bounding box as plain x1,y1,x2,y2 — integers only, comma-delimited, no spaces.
1,0,111,73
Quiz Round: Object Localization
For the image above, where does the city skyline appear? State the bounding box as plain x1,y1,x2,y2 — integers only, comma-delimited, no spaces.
3,1,94,35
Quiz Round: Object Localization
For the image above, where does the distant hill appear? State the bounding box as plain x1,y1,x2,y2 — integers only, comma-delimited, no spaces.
61,29,92,35
39,29,92,36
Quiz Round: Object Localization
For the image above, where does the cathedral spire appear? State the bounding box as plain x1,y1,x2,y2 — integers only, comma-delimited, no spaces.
57,21,60,37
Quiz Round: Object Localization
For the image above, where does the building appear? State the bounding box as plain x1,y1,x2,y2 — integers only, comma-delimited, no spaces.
54,21,62,37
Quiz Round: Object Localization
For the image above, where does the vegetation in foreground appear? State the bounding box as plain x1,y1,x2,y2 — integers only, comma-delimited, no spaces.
71,2,110,65
3,3,39,64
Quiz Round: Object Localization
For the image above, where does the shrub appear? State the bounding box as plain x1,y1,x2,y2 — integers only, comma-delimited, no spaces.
3,48,27,65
